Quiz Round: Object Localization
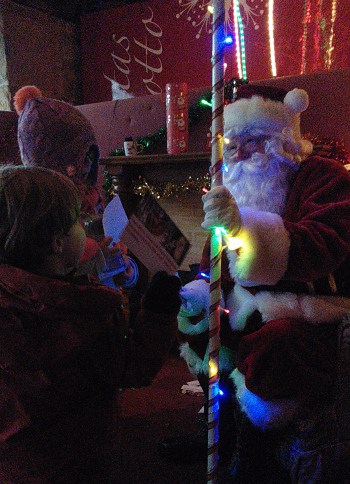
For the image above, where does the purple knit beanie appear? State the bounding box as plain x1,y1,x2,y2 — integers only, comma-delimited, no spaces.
14,86,99,186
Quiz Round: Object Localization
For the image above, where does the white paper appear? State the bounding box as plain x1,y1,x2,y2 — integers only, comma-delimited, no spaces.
102,195,129,243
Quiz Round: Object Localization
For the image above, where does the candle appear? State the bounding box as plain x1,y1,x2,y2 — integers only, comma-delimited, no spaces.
165,83,188,154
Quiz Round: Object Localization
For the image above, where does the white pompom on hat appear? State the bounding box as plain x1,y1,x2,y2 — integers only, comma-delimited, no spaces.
224,84,312,159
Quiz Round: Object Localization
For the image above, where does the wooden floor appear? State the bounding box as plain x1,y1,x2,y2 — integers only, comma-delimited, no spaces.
110,355,207,483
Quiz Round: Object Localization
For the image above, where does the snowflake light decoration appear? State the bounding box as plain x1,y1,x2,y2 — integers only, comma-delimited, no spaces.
177,0,265,39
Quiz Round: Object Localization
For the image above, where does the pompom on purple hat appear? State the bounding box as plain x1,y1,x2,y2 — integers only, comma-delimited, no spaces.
14,86,99,186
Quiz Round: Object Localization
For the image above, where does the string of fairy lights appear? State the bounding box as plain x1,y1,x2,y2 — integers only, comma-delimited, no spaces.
104,0,345,199
233,0,248,81
301,0,338,74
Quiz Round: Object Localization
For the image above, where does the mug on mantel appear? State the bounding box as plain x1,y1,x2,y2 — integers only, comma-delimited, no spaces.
124,137,144,156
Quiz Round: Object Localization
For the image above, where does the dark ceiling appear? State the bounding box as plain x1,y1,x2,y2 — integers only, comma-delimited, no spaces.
12,0,146,23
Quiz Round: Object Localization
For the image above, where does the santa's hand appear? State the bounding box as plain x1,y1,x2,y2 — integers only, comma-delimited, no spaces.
179,279,210,318
201,186,241,236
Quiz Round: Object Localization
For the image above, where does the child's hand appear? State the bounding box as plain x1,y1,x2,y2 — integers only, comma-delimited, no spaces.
112,255,138,288
99,239,139,289
99,237,125,262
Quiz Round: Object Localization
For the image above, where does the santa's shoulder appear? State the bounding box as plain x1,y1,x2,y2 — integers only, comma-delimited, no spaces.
300,155,350,177
294,156,350,191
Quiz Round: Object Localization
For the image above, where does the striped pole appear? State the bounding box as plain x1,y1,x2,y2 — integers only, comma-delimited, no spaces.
207,1,225,482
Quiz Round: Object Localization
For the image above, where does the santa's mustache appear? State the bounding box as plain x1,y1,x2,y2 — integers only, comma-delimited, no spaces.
223,151,296,215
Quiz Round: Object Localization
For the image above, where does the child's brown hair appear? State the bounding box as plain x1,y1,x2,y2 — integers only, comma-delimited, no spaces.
0,165,81,271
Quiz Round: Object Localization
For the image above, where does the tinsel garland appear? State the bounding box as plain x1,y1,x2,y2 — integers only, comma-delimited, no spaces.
305,133,350,165
103,170,211,200
104,134,350,200
132,174,211,199
105,77,246,198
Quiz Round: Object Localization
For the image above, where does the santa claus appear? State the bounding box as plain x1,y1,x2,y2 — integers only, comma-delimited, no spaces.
178,84,350,481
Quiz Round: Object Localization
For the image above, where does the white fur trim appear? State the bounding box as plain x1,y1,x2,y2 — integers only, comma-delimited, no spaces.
284,88,309,114
226,207,290,286
227,284,258,331
179,279,210,317
224,95,295,137
230,369,300,430
179,342,207,375
255,291,350,324
226,284,350,331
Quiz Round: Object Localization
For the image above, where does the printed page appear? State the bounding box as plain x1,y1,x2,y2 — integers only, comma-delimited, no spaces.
121,192,190,274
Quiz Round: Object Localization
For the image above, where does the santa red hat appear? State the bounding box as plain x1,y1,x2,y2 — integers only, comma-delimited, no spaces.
14,86,99,186
224,84,312,158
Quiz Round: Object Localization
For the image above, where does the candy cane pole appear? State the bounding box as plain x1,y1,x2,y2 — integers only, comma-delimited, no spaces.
207,1,225,482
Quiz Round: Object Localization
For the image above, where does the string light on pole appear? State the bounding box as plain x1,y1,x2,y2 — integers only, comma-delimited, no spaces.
325,0,338,70
300,0,311,74
233,0,247,81
233,0,242,79
268,0,277,77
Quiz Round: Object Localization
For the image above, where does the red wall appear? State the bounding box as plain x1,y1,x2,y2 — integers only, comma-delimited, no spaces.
81,0,350,103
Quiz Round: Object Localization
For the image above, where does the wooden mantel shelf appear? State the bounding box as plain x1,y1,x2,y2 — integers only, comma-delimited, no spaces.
99,152,211,205
99,151,210,172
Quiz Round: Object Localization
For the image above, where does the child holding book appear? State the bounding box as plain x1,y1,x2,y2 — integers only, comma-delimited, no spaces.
13,85,138,287
0,165,181,482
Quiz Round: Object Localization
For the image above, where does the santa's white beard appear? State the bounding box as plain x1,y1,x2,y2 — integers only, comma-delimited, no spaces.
223,152,297,215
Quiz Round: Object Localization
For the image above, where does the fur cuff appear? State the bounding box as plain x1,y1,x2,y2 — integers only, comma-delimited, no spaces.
227,284,258,331
226,285,350,331
230,369,300,430
255,291,350,323
226,207,290,286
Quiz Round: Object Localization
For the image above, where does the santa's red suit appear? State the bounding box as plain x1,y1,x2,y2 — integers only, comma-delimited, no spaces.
178,84,350,480
180,154,350,411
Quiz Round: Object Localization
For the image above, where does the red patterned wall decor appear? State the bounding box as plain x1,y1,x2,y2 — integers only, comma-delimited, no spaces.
80,0,350,104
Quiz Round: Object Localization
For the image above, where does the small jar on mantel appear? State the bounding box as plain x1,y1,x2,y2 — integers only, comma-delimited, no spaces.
166,82,188,154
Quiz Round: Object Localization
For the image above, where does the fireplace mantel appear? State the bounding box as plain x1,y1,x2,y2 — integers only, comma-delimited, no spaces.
100,151,210,171
99,152,211,270
99,151,211,199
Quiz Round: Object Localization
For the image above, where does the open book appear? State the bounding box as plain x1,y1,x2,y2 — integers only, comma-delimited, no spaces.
103,192,190,275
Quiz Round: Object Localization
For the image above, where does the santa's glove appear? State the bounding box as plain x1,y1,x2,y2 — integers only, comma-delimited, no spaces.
201,186,241,237
143,271,182,314
179,279,210,318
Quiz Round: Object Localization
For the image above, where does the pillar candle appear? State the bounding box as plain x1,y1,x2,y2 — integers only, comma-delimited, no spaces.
165,82,188,154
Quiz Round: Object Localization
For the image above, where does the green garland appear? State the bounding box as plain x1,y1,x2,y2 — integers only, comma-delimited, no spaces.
109,77,246,158
104,73,350,201
109,102,208,158
105,78,246,198
104,134,350,201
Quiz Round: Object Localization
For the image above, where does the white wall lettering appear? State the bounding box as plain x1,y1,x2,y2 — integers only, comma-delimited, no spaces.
107,6,163,95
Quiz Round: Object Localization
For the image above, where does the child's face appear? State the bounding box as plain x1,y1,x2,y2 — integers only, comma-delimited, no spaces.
81,149,95,180
62,221,86,273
